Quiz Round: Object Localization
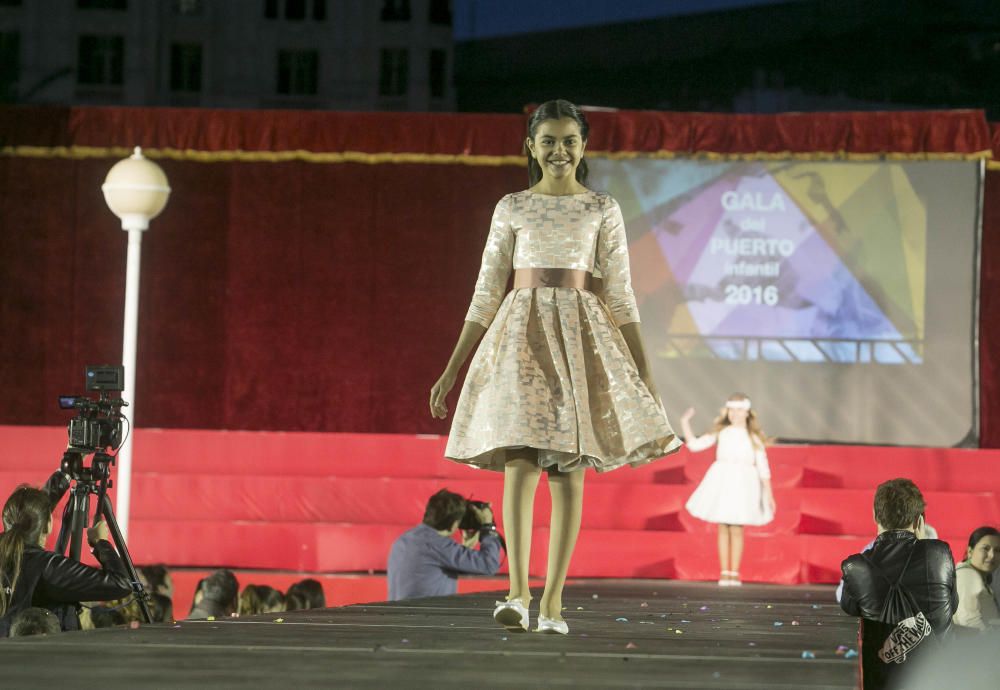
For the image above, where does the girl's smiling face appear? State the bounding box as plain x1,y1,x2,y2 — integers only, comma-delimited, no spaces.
526,117,586,184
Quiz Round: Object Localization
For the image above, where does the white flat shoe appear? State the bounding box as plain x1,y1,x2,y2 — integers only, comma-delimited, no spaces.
534,614,569,635
493,599,529,632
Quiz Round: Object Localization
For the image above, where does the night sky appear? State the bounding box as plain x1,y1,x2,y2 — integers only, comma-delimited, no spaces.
453,0,806,41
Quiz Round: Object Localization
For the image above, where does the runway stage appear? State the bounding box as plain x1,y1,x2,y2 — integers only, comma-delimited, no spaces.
0,580,859,689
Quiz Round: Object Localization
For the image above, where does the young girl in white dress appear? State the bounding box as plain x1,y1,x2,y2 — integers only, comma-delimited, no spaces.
681,393,775,586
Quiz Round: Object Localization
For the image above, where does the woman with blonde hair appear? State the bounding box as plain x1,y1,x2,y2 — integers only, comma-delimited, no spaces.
681,393,776,586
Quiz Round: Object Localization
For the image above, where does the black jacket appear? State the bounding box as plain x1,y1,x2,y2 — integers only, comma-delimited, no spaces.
0,470,132,636
0,540,133,636
840,530,958,690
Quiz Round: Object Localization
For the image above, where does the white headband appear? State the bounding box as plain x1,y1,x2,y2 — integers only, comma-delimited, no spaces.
725,399,752,410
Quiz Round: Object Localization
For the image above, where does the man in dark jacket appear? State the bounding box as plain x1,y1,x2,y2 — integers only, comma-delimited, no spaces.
839,478,958,690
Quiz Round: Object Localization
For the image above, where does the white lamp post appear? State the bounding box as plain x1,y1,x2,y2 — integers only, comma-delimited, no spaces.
101,146,171,540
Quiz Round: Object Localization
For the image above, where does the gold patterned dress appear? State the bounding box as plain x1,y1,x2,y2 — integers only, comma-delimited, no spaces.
445,190,682,472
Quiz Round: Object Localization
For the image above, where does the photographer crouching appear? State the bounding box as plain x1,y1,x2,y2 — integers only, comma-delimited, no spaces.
0,473,133,637
387,489,503,601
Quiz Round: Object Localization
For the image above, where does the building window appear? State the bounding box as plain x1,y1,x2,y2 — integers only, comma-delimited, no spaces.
266,0,324,21
170,42,202,92
172,0,203,15
284,0,305,20
0,31,19,101
77,0,128,9
381,0,410,22
77,35,124,85
429,0,450,25
277,50,318,95
429,49,446,99
379,48,408,97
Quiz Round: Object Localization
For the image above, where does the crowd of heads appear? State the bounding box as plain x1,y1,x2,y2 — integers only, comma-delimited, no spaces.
188,571,326,620
4,562,328,637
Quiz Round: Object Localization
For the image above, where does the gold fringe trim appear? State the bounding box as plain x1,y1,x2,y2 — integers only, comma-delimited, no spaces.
0,144,993,165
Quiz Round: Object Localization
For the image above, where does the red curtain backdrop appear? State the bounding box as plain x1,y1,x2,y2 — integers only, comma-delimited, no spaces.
1,106,996,443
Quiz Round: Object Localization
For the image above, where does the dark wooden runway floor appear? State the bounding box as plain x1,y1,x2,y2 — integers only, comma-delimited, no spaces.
0,580,859,689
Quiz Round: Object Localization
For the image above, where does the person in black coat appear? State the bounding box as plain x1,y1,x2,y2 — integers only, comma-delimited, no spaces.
839,478,958,690
0,480,133,636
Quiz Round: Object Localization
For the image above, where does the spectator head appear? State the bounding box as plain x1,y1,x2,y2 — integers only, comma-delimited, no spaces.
873,478,926,532
964,526,1000,573
149,593,174,623
285,578,325,610
138,564,173,599
0,486,53,616
238,584,286,616
9,607,61,637
188,569,239,619
87,605,127,629
422,489,467,532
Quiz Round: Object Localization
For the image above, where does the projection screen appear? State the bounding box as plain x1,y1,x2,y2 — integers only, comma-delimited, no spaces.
588,159,983,447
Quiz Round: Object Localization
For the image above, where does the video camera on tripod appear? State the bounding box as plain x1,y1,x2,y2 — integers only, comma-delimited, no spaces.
55,364,151,623
59,364,128,458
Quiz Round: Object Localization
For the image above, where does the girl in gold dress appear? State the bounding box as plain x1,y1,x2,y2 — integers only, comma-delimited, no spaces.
430,100,681,634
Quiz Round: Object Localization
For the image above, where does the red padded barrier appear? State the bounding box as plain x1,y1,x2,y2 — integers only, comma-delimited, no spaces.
1,426,996,585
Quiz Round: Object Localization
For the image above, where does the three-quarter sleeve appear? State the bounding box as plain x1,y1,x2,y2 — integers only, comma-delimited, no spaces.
595,197,641,326
753,443,772,480
464,195,514,328
685,434,717,453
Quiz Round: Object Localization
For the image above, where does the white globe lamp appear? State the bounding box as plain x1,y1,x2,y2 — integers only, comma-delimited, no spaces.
101,146,171,540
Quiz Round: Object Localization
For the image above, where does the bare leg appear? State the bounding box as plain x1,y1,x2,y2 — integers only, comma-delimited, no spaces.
729,524,745,575
539,468,585,620
717,524,731,575
503,449,542,605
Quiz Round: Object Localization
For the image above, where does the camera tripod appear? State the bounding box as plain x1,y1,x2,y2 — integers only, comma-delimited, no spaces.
54,450,152,624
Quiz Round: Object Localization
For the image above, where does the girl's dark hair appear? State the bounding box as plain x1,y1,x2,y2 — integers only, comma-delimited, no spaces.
525,99,590,187
0,486,52,616
286,578,325,610
967,525,1000,551
238,584,286,616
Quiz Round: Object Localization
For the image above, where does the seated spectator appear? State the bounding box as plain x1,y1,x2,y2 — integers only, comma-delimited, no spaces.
838,478,957,690
82,604,128,629
149,593,174,624
387,489,502,601
187,570,239,620
285,578,326,611
8,606,61,637
138,564,173,600
953,526,1000,632
238,584,286,616
0,485,133,637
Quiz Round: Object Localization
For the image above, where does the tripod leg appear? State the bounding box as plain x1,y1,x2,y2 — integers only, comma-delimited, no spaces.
69,490,89,562
54,492,76,556
98,494,152,624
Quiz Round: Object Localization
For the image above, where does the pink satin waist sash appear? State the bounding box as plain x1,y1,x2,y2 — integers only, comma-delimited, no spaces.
513,268,602,292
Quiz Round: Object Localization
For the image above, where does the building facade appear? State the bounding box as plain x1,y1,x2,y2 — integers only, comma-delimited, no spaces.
0,0,454,111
